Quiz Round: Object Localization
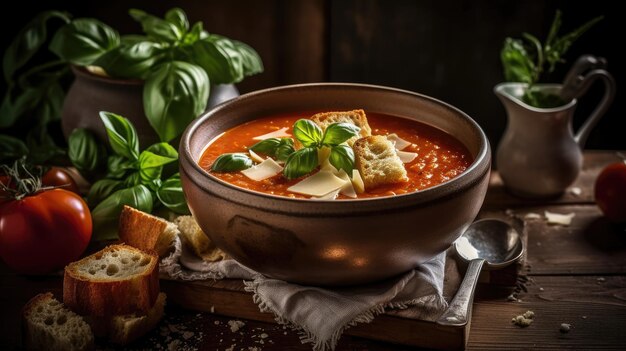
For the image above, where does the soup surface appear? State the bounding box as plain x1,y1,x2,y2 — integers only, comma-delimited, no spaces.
199,112,472,199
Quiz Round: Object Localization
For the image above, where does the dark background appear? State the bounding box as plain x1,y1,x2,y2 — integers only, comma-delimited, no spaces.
1,0,623,150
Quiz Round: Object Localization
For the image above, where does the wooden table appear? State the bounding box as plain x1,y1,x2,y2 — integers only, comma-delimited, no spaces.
1,151,625,350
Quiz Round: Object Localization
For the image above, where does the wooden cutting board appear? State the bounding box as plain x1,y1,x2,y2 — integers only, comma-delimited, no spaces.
161,251,502,351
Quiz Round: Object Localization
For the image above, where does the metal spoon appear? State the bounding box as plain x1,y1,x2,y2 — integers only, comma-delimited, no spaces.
437,219,524,326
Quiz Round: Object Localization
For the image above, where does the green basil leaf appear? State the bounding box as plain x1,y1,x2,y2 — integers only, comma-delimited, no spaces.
321,122,361,146
283,147,318,179
249,138,280,155
0,134,29,162
275,138,295,162
24,125,66,165
293,119,323,147
124,171,142,188
211,153,253,172
545,14,603,72
500,38,535,84
190,36,244,84
144,61,209,142
94,41,164,79
120,34,150,45
231,40,263,77
329,144,355,174
157,173,190,214
107,155,137,179
3,11,70,82
49,18,120,65
138,143,178,185
100,111,140,160
165,8,189,33
91,184,153,240
87,178,124,207
183,22,203,45
129,8,183,43
68,128,107,177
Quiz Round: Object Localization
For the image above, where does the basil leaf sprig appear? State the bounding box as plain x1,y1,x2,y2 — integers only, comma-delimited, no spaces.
67,111,191,240
1,7,264,158
282,119,360,179
211,119,359,180
500,10,602,108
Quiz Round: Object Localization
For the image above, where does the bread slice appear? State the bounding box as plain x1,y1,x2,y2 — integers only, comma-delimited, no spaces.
64,245,159,317
118,205,178,257
87,292,166,345
311,109,372,146
176,216,228,262
22,293,94,351
353,135,409,189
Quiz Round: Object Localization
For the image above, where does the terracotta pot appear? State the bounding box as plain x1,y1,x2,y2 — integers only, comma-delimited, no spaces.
61,66,239,148
179,83,491,286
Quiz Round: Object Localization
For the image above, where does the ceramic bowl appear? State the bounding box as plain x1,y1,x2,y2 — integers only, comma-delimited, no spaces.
179,83,491,286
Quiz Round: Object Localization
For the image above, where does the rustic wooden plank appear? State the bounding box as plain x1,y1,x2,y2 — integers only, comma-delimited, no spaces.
483,151,622,208
469,276,626,350
519,205,624,275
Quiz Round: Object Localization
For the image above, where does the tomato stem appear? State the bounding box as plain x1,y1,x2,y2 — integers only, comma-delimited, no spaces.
0,158,56,201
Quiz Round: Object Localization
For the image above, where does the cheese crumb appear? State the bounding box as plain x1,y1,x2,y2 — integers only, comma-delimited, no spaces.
524,212,542,220
512,310,535,327
568,187,582,196
545,211,575,226
560,323,571,333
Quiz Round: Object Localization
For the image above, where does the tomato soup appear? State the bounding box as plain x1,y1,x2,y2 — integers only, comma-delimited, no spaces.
199,112,472,199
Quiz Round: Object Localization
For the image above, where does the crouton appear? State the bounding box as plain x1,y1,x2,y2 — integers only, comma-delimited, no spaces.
311,109,372,146
353,136,408,189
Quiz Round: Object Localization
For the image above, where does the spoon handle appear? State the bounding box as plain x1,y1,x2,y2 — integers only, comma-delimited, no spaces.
436,258,485,326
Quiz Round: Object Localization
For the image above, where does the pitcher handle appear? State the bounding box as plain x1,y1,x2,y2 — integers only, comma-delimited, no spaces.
574,69,616,147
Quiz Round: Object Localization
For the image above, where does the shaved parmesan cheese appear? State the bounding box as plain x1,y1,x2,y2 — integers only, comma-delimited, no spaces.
387,133,411,150
287,170,347,197
252,127,290,140
337,170,357,198
352,169,365,193
545,211,575,226
248,149,265,163
312,188,341,200
241,158,283,181
396,150,418,163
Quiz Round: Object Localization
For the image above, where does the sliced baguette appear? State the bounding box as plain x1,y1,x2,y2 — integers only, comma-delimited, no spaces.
176,216,228,262
353,135,409,189
118,205,178,257
22,293,94,351
64,245,159,317
311,109,372,146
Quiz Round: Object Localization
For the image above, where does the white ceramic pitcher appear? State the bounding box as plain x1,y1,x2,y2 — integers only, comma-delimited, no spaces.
495,64,615,198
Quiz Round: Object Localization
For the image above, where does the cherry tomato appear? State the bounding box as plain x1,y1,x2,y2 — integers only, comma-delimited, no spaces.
0,188,92,275
42,167,80,194
594,161,626,223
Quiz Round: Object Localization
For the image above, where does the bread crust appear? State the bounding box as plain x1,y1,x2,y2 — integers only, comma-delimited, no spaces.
118,205,174,257
63,244,159,317
354,135,408,189
311,109,372,146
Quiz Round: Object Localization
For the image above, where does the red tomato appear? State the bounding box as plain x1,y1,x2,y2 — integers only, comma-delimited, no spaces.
0,189,92,275
42,167,80,194
594,161,626,223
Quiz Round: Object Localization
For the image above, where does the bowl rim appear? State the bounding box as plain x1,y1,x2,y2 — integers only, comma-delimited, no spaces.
181,82,490,206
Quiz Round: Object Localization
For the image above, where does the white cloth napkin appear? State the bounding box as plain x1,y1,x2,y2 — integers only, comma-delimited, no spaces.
160,236,448,351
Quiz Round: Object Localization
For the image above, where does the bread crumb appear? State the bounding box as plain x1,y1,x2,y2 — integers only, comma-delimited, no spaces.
167,340,181,351
539,287,544,291
214,320,220,325
597,277,606,283
507,294,519,302
581,316,587,319
225,344,236,351
560,323,571,333
182,331,194,340
512,310,535,327
260,333,268,339
228,320,246,333
210,306,215,313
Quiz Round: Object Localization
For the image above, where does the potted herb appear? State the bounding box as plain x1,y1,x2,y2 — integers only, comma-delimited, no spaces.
1,7,263,154
495,11,615,198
